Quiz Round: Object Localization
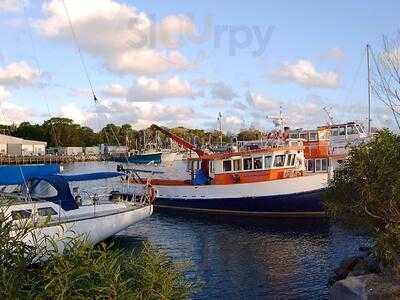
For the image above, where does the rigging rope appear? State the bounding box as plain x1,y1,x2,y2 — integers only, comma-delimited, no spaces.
61,0,98,103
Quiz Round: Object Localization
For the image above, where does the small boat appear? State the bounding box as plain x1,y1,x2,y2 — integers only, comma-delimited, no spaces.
0,164,153,250
126,124,328,217
113,151,162,164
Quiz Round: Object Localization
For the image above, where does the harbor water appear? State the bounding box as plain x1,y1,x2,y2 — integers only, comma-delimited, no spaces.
64,161,370,299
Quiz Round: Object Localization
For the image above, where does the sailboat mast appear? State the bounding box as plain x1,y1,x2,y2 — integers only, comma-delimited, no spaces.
367,44,372,134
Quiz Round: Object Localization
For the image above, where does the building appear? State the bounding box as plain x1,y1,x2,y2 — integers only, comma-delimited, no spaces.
47,147,84,156
84,146,100,155
0,134,47,156
100,144,128,155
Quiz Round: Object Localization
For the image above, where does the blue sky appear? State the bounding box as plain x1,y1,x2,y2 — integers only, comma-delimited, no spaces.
0,0,399,132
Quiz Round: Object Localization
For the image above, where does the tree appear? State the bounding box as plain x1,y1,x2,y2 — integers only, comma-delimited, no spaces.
371,34,400,130
237,129,262,141
325,130,400,265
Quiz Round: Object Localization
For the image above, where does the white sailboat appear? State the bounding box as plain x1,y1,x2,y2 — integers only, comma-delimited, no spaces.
1,165,153,250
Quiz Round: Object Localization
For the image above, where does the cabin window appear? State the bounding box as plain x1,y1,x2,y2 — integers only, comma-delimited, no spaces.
223,160,232,172
11,209,32,220
322,158,328,171
309,132,318,141
300,133,308,140
289,132,299,139
37,207,58,217
233,159,242,171
356,124,365,134
273,155,285,167
253,157,263,170
339,126,346,136
347,125,357,135
264,156,272,169
243,157,253,170
30,180,58,199
315,159,321,172
287,154,296,166
307,159,315,172
209,161,214,173
332,127,339,136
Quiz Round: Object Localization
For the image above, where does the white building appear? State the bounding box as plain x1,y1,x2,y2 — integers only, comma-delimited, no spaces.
84,146,100,155
0,134,47,156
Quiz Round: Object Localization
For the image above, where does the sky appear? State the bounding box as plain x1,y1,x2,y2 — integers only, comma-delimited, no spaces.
0,0,399,132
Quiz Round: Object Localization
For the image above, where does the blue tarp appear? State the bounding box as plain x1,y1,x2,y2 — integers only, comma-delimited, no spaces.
62,172,124,182
0,164,61,185
192,169,210,185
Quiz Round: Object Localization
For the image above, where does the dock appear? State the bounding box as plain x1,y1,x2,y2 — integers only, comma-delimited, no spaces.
0,154,104,165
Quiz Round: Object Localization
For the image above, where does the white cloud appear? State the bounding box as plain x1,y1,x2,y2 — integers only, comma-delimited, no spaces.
195,79,237,101
0,0,28,12
127,76,194,101
100,84,128,99
247,93,280,111
0,61,41,88
60,103,88,124
0,86,32,124
271,59,340,89
35,0,194,75
323,47,346,60
0,86,11,101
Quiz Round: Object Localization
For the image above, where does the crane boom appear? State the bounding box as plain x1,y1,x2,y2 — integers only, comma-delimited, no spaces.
149,124,205,157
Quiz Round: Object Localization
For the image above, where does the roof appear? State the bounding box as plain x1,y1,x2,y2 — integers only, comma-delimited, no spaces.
191,145,303,161
0,164,60,185
0,134,47,146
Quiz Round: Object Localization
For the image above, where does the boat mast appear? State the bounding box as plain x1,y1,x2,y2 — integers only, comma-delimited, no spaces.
367,44,372,135
218,112,223,146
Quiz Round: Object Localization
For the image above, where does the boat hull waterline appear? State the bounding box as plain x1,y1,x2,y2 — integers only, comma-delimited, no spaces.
134,173,328,217
13,205,154,251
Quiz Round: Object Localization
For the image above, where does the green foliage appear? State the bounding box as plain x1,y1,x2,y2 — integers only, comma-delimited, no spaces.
0,208,194,299
325,129,400,265
237,129,262,141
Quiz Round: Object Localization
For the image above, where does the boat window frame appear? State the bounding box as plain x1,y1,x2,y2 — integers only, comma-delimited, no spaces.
339,126,346,136
232,158,242,171
243,157,253,171
264,155,273,169
309,131,318,141
346,124,357,135
253,156,263,170
11,209,32,220
222,160,232,172
273,154,286,168
37,207,58,217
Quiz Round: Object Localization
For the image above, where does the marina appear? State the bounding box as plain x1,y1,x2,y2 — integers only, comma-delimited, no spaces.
1,0,400,298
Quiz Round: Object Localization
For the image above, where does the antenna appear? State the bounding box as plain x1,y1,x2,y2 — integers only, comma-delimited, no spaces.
217,112,223,146
322,106,335,126
367,44,372,134
266,105,287,132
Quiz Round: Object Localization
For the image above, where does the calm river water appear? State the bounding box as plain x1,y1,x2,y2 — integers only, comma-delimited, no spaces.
64,161,369,299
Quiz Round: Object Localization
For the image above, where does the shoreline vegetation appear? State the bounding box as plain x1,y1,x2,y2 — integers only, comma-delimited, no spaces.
0,207,196,299
0,118,262,149
325,129,400,297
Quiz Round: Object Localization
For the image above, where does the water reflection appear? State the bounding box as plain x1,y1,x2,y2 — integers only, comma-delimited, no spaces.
65,161,370,299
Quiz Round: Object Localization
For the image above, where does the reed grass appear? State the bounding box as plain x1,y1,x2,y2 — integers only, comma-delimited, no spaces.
0,207,195,299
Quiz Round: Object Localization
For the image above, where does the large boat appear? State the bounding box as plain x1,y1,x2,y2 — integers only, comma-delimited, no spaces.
0,164,153,250
125,124,329,217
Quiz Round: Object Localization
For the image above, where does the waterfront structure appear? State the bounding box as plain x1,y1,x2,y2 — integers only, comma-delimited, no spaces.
0,134,46,156
0,164,153,251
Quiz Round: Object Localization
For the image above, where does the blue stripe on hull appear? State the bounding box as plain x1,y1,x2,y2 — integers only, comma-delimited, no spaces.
155,189,325,217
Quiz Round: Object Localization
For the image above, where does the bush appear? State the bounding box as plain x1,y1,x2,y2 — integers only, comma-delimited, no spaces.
0,207,195,299
325,129,400,265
